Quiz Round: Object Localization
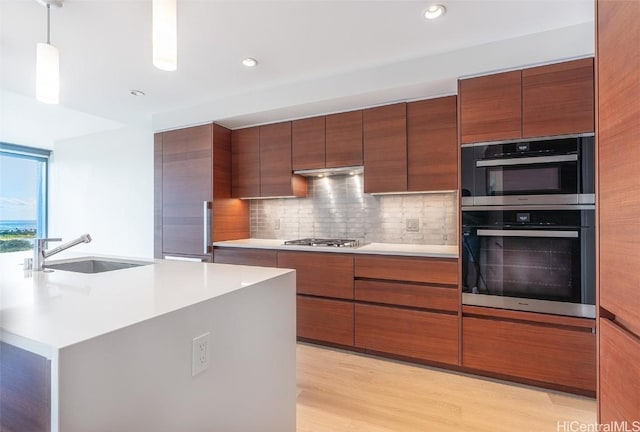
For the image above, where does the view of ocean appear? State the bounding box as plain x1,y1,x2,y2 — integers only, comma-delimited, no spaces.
0,220,37,231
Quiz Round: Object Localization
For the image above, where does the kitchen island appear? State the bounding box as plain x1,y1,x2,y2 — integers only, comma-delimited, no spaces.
0,252,296,432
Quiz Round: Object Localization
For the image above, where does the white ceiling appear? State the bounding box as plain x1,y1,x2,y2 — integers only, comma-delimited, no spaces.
0,0,595,143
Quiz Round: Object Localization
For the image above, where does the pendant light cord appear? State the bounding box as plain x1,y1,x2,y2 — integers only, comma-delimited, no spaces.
46,3,50,44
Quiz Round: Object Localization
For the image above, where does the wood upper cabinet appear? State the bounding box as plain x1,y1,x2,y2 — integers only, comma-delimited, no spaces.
292,116,326,170
231,127,260,198
407,96,458,191
459,70,522,144
291,111,363,170
232,123,306,198
156,124,249,259
260,122,296,197
460,59,595,144
363,103,407,193
522,58,594,137
325,110,363,168
277,251,354,299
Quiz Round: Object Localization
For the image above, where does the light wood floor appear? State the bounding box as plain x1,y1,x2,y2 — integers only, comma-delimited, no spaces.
296,343,596,432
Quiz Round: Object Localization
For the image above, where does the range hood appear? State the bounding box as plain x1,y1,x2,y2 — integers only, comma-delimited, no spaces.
293,166,363,177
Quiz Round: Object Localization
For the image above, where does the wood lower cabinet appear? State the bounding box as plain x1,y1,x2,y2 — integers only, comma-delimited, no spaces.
355,280,457,312
354,254,459,366
325,110,363,168
355,255,458,285
459,70,522,144
355,304,458,365
363,103,407,193
407,96,458,191
599,318,640,423
462,315,596,392
277,252,354,299
297,296,354,346
522,58,594,137
213,248,277,267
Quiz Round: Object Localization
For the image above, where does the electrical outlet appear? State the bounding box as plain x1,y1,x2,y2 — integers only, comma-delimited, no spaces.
192,332,210,377
406,218,420,232
274,218,281,230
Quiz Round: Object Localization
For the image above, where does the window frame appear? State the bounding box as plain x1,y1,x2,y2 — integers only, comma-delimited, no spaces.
0,142,51,238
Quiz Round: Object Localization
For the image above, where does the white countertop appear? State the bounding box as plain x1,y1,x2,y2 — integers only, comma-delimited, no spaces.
212,238,459,259
0,251,293,354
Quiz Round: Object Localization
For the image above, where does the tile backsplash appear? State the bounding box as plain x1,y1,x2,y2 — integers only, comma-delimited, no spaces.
250,174,457,245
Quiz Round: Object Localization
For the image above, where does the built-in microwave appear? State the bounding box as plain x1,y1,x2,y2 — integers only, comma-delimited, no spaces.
461,208,595,318
461,134,595,206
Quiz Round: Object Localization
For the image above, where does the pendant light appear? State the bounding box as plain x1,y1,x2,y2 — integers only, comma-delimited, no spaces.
152,0,177,71
36,1,62,104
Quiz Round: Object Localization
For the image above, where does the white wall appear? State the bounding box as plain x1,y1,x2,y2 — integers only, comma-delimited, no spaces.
49,125,154,258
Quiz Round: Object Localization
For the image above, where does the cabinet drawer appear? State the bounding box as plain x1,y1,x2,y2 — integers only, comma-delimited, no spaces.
599,318,640,423
297,296,354,346
214,248,277,267
355,280,458,312
355,304,458,365
462,316,596,391
355,255,458,285
278,252,354,299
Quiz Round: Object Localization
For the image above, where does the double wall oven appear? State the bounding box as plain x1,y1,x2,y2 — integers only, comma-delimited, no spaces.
461,134,595,318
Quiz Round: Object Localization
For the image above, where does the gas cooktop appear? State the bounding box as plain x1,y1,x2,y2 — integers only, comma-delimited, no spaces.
284,238,360,248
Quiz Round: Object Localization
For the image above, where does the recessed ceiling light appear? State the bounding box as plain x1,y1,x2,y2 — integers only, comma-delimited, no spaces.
129,90,146,97
424,4,446,20
242,58,258,68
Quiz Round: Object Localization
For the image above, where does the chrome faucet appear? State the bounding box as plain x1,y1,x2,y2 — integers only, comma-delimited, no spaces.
33,234,92,271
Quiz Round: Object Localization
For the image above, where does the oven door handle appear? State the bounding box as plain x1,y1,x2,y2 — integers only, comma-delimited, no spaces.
476,154,578,167
476,229,579,238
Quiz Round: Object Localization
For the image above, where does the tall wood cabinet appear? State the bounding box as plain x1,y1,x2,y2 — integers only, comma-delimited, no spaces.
154,123,249,260
596,0,640,423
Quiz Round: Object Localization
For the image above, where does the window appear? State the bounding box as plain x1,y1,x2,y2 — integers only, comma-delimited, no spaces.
0,143,50,253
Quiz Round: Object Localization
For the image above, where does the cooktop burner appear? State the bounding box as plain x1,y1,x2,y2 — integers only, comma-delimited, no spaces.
284,238,360,248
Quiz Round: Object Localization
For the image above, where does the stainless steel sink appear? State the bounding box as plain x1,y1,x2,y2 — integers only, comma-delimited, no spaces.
44,258,151,274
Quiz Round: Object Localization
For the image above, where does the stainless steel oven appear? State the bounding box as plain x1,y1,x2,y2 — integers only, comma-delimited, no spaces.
461,134,594,206
461,207,595,318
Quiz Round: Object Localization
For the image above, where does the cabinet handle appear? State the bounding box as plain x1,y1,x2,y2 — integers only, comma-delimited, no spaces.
203,201,212,254
476,154,577,167
477,229,579,238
